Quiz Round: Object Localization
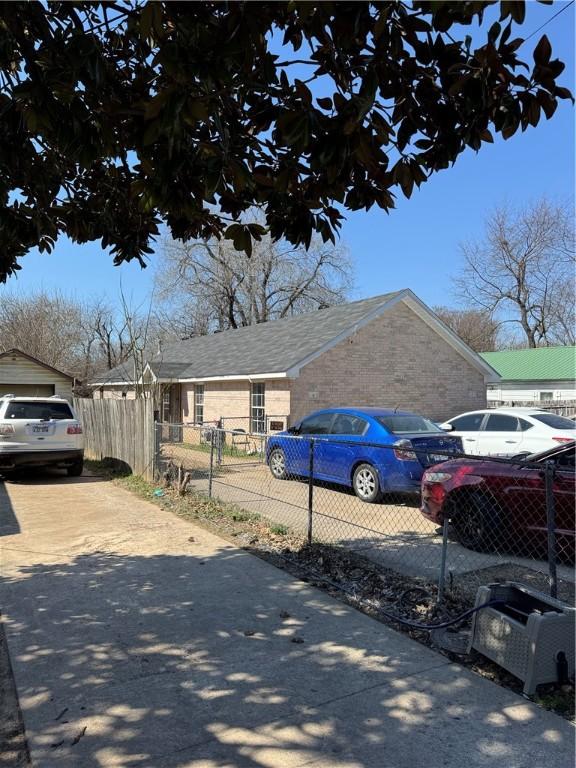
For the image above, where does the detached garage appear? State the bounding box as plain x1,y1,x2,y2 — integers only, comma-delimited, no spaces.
0,349,74,401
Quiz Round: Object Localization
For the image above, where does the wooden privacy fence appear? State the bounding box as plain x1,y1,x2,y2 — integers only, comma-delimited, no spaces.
74,398,155,480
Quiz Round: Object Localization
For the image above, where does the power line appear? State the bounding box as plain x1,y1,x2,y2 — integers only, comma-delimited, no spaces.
522,0,575,43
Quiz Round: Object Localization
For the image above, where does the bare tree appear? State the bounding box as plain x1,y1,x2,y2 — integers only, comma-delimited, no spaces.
456,199,575,348
117,288,164,399
0,289,162,390
155,225,353,337
433,307,500,352
0,290,84,373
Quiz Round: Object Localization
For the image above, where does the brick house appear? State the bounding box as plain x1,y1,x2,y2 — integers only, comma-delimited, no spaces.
91,289,499,430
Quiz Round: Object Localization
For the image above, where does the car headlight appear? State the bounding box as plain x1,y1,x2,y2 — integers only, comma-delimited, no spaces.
423,471,452,483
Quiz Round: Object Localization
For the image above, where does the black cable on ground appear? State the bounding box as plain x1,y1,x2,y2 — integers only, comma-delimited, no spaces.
378,599,503,631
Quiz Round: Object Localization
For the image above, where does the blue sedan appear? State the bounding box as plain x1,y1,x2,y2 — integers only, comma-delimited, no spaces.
266,407,463,502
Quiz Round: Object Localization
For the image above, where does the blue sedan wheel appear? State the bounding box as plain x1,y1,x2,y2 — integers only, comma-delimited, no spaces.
269,447,287,480
352,463,382,503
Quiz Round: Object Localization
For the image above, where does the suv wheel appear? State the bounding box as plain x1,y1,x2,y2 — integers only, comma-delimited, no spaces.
67,458,84,477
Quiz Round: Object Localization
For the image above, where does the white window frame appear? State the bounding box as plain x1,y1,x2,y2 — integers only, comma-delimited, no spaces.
251,383,266,433
194,384,204,425
161,388,171,423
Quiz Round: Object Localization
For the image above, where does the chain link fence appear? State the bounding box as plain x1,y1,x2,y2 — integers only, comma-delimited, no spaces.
155,422,575,606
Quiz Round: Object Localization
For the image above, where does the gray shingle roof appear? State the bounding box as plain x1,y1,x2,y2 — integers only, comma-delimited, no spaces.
95,291,401,384
93,291,403,385
91,361,134,385
149,291,403,380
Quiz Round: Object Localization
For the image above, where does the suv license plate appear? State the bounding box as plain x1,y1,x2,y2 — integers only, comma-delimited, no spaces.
33,425,50,433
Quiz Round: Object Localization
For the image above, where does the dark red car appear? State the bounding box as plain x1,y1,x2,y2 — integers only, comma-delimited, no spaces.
420,441,575,556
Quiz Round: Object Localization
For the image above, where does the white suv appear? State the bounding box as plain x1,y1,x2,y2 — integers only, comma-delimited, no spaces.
0,395,84,477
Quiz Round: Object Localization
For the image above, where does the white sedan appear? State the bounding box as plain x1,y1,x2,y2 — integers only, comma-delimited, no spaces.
439,408,576,456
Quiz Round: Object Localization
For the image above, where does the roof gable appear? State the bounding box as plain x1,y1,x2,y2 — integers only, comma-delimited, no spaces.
480,347,576,381
0,348,74,380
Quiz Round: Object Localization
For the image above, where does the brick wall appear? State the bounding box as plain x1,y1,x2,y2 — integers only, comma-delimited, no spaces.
290,302,486,424
181,379,291,430
263,380,291,430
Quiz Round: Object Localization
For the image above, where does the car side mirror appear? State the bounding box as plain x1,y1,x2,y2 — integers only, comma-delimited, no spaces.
287,425,300,435
439,422,453,431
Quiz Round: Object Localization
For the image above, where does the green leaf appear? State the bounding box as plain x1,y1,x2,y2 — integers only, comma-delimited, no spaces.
488,22,501,45
553,86,574,101
533,34,551,65
143,120,161,145
500,1,526,24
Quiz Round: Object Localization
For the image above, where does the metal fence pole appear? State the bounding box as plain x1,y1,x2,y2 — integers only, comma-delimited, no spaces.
437,517,450,604
307,439,315,545
208,428,215,498
544,460,558,599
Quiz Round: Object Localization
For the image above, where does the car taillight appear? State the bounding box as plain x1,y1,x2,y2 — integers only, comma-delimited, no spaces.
67,425,83,435
0,424,14,435
552,437,572,444
394,439,416,461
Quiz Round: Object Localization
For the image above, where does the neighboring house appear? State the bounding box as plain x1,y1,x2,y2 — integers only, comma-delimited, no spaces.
91,289,499,429
481,346,576,405
0,348,74,401
91,362,138,401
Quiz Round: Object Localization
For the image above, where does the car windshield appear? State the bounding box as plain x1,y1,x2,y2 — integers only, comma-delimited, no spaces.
531,413,576,430
376,415,440,434
525,442,576,465
5,401,73,420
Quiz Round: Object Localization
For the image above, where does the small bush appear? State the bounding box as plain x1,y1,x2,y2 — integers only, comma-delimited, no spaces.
269,523,289,536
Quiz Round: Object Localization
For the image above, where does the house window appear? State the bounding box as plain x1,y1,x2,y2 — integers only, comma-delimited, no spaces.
194,384,204,424
161,388,171,423
540,391,554,402
251,383,265,433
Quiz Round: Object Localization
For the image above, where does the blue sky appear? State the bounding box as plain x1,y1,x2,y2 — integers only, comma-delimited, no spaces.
2,1,574,312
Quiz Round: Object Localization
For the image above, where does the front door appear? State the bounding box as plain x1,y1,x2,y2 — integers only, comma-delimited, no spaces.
161,385,182,442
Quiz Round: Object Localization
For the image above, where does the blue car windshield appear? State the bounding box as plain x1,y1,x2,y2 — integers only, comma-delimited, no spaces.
376,415,440,434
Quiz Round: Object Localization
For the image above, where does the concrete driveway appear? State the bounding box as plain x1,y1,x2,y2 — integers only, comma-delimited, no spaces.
0,470,573,768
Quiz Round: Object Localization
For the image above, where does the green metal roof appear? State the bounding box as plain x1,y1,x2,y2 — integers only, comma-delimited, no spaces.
480,347,576,381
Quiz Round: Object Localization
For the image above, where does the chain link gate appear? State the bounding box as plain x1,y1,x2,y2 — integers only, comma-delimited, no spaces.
155,421,574,608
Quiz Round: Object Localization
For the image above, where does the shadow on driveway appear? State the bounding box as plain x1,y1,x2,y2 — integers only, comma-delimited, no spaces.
1,546,571,768
0,480,20,537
